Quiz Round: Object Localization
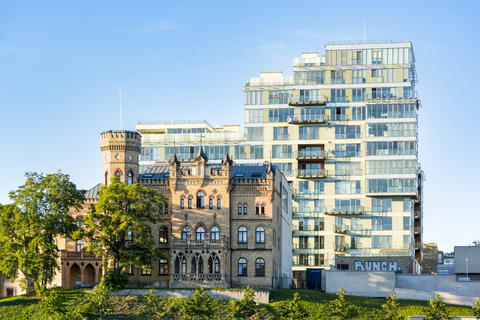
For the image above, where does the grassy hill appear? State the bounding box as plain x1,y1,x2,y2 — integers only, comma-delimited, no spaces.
0,288,475,319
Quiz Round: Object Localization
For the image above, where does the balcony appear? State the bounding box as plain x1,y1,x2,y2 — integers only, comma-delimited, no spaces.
289,114,328,124
288,95,327,106
62,251,100,260
296,150,325,160
172,237,227,247
296,169,325,178
365,91,418,103
330,96,349,103
292,206,325,214
415,242,422,250
378,242,411,251
293,244,325,250
272,153,293,159
334,243,347,252
292,225,310,232
334,224,348,233
348,243,362,250
331,79,345,84
325,206,363,215
274,134,290,141
351,77,365,83
172,273,225,282
335,169,362,176
414,210,421,219
293,189,324,199
414,227,421,235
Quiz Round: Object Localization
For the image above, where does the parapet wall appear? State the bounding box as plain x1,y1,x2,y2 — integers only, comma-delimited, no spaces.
111,288,270,303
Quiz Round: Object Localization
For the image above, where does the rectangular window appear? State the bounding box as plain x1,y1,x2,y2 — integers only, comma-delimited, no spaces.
249,146,264,159
404,198,411,211
314,200,324,214
367,103,416,119
403,217,410,231
299,126,319,140
372,199,392,212
273,163,293,177
298,181,309,194
372,217,392,231
299,236,309,249
314,181,324,194
331,70,345,84
335,126,361,139
351,235,361,249
268,108,295,122
335,180,361,194
245,91,263,105
367,178,416,193
372,235,391,249
335,199,360,212
314,236,324,249
295,71,325,85
351,106,365,118
351,217,361,231
246,127,264,141
273,127,289,140
314,254,325,266
335,162,361,176
314,217,324,230
272,145,292,159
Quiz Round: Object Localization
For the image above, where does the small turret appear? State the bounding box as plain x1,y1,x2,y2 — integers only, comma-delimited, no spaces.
194,146,208,162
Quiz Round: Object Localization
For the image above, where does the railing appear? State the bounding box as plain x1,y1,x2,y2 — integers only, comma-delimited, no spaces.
244,76,294,87
366,131,416,138
334,151,362,158
334,243,347,251
273,153,293,159
172,238,226,246
274,134,290,141
142,132,246,144
366,168,416,174
414,210,421,219
351,77,365,83
292,206,325,214
293,190,324,199
326,206,363,214
296,169,325,178
379,242,411,250
290,114,328,123
415,242,421,250
327,39,405,44
293,244,325,250
63,251,100,260
172,273,224,282
331,79,345,84
367,150,417,156
348,243,362,250
288,95,327,105
335,169,362,176
296,150,325,159
335,188,362,195
414,227,421,234
330,96,348,103
292,225,310,232
334,224,348,233
365,91,418,101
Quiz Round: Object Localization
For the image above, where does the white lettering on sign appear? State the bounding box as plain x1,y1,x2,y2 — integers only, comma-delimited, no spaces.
354,260,400,272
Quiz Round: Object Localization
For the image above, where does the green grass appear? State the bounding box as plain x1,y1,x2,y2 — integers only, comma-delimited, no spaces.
0,288,475,319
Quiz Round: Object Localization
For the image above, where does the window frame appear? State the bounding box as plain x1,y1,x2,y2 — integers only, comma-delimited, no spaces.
255,258,265,276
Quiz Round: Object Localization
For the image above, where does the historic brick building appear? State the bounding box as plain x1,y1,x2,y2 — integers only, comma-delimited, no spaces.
59,130,292,289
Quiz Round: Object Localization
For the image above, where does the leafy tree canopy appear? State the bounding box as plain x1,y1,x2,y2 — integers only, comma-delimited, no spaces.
82,177,166,274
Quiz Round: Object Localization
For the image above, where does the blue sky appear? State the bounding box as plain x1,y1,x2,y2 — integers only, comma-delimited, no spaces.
1,0,479,252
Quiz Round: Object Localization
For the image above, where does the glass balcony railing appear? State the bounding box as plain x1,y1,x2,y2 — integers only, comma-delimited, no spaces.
378,242,411,250
289,95,327,105
366,131,416,138
331,79,345,84
330,96,348,103
366,168,416,174
334,151,362,158
351,77,365,83
334,224,348,233
290,114,328,123
274,134,290,141
366,91,418,101
296,169,325,178
273,153,293,159
335,169,363,176
296,150,325,159
330,206,362,213
334,243,347,251
293,206,326,214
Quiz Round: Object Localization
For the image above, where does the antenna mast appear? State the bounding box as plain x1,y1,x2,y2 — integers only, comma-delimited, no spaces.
119,86,122,131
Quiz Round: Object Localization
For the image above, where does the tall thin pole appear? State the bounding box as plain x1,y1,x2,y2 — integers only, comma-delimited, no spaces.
364,20,366,43
119,86,122,131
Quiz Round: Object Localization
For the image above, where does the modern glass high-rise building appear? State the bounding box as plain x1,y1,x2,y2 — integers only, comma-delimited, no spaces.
242,41,424,278
137,40,425,280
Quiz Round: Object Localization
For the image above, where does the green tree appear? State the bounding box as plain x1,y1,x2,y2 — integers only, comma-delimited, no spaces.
231,286,256,319
0,172,84,288
281,292,307,320
182,287,214,320
82,177,166,275
84,282,116,320
328,287,359,320
381,292,405,320
423,294,452,320
38,287,68,320
473,297,480,319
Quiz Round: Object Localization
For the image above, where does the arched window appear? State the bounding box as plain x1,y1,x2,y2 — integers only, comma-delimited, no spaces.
217,196,221,209
196,226,205,241
159,259,168,275
238,204,242,214
255,258,265,276
243,204,248,215
214,258,220,273
182,226,191,240
198,257,204,274
209,196,213,209
76,216,83,227
238,226,247,243
188,196,192,209
197,191,204,208
76,240,84,252
191,257,196,274
115,171,121,178
159,226,168,243
211,226,219,241
127,171,133,185
104,172,108,186
261,204,265,214
181,258,187,274
256,204,260,215
256,226,265,243
165,203,168,214
238,258,247,276
180,196,185,209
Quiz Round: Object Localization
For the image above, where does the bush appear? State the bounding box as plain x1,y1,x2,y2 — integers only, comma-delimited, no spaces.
328,287,359,320
77,282,115,320
182,287,214,319
381,292,405,320
231,286,256,319
423,294,452,320
473,297,480,319
102,270,130,291
37,287,68,320
140,289,165,319
281,292,307,320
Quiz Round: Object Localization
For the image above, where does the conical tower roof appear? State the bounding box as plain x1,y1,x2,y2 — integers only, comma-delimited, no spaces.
194,146,208,162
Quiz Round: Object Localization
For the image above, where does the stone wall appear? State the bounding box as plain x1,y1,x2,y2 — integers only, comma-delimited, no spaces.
111,288,270,303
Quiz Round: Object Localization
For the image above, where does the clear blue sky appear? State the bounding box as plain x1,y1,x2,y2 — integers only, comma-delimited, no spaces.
1,0,478,252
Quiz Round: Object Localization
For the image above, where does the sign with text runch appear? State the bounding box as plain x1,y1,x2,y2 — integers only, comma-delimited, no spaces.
354,260,400,271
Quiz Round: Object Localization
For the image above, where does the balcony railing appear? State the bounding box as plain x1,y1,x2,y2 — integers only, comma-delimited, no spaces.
365,91,418,101
293,189,324,199
289,114,328,124
293,244,325,250
292,207,326,214
172,237,227,247
296,169,325,178
331,79,345,84
335,169,363,176
334,243,347,252
378,242,411,250
414,210,421,219
62,251,100,260
414,227,421,234
296,150,325,160
326,206,363,214
288,95,327,106
172,273,224,282
334,151,362,158
274,134,290,141
330,96,348,103
334,224,348,233
272,153,293,159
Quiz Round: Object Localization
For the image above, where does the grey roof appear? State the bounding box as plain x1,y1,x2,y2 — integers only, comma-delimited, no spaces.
138,165,171,180
232,165,269,180
85,183,102,199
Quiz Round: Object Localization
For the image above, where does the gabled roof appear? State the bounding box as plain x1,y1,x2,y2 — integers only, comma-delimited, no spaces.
85,183,102,199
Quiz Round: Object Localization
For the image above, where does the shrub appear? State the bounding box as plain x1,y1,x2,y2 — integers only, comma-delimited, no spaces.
140,289,165,319
231,286,256,319
381,292,405,320
328,287,359,320
102,269,130,291
473,297,480,319
182,287,214,319
37,287,68,320
423,294,452,320
281,292,307,320
83,282,115,320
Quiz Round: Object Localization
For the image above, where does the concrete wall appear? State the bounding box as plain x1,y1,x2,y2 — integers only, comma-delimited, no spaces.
454,246,480,274
111,289,270,304
325,271,394,297
396,288,477,307
396,274,480,297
